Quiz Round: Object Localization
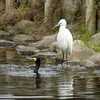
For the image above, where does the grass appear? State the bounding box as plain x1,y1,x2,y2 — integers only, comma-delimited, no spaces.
77,24,100,52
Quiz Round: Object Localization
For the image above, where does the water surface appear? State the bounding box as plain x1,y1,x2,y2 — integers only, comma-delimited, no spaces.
0,64,100,100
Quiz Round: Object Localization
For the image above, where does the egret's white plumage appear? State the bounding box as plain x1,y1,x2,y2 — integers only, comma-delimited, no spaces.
56,19,73,60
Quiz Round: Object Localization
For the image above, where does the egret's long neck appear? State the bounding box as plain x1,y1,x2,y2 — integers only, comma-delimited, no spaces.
59,25,66,31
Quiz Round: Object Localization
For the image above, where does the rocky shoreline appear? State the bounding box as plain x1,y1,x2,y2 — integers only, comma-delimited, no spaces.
0,20,100,68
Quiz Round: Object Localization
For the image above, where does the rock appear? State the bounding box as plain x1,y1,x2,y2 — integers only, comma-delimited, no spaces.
84,59,96,68
6,48,17,62
13,34,34,44
0,40,16,48
16,45,40,56
34,51,57,64
13,20,35,34
86,53,100,67
35,51,57,57
0,40,17,62
90,32,100,46
29,34,57,49
72,40,95,61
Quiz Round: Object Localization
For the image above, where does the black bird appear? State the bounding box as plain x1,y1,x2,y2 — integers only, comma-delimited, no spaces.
33,57,41,74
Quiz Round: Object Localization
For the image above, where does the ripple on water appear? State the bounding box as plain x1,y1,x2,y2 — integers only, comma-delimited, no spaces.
0,64,100,100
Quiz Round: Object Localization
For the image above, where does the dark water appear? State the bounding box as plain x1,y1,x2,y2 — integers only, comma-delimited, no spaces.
0,64,100,100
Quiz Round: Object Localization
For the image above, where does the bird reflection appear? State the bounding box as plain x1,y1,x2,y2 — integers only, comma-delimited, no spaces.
33,56,42,88
35,73,41,88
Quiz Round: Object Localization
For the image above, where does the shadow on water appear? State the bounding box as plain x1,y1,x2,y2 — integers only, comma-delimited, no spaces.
0,64,100,100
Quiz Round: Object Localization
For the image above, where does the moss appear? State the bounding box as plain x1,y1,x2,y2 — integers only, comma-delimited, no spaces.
75,23,100,52
77,24,91,43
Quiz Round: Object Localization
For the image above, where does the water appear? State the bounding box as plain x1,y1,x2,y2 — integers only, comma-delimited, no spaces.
0,64,100,100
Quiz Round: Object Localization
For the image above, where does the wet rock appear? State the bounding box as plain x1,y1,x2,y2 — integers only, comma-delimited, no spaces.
85,53,100,67
6,48,17,62
84,59,96,68
29,34,57,49
72,40,95,61
35,51,57,64
0,40,16,48
13,34,34,44
35,51,57,57
0,49,6,62
16,45,40,56
90,32,100,46
0,40,18,62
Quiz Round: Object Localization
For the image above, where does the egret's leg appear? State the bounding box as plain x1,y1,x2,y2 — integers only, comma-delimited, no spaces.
62,51,64,61
66,53,68,61
66,53,68,65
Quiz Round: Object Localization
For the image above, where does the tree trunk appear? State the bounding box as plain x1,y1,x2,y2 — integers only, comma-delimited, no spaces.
5,0,15,13
86,0,96,34
63,0,81,24
0,0,5,13
44,0,54,24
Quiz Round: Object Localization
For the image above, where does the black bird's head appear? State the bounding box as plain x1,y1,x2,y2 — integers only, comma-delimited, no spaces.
33,57,41,67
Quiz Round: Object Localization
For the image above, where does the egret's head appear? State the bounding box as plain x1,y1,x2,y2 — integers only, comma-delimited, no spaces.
56,19,67,27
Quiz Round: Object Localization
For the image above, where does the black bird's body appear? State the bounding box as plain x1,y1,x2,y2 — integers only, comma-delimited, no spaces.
34,57,41,74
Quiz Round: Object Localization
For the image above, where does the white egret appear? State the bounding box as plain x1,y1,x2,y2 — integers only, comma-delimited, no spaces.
55,19,73,62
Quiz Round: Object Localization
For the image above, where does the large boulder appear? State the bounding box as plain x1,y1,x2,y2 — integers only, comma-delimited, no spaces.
85,53,100,67
29,34,57,49
13,20,35,34
90,32,100,46
72,40,95,61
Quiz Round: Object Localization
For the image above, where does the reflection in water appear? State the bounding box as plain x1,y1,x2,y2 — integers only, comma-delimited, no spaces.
35,73,41,88
0,64,100,99
57,72,74,98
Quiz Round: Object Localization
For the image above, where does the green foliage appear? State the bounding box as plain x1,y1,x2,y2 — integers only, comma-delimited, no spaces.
77,24,91,43
17,3,30,18
91,45,100,52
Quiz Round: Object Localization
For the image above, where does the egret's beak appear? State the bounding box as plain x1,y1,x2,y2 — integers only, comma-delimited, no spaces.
52,24,59,30
33,58,37,61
